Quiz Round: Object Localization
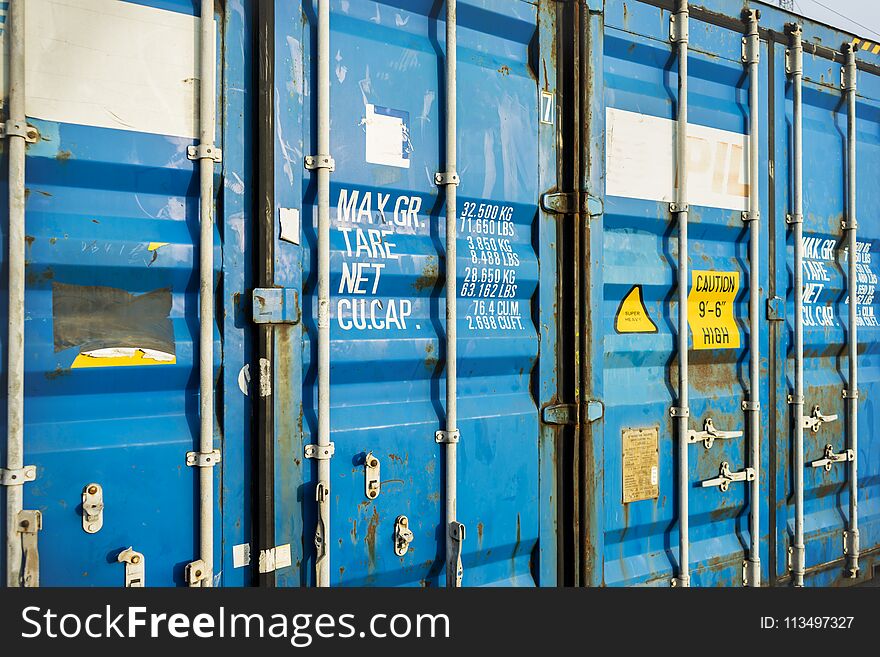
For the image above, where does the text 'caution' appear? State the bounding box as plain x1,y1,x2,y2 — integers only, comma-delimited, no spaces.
687,270,740,350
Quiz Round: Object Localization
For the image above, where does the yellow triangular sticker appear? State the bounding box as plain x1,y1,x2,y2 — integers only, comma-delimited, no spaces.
615,285,657,334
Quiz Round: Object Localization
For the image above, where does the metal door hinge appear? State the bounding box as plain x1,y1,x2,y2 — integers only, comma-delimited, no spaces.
687,418,743,450
701,462,755,492
802,405,838,433
393,515,414,557
766,295,784,321
258,544,292,574
540,191,603,217
82,483,104,534
252,287,301,324
810,444,853,472
364,452,380,500
185,559,208,587
117,547,145,587
187,144,222,162
542,403,578,426
0,120,39,143
0,465,36,486
785,46,803,76
17,510,42,588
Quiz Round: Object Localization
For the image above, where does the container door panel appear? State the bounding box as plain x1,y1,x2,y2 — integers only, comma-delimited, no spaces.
598,2,771,586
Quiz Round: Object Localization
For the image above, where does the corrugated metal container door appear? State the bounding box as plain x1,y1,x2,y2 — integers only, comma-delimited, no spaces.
585,0,772,586
0,0,252,586
264,0,561,587
774,23,880,585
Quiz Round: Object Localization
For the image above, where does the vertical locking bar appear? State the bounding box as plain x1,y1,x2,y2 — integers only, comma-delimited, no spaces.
742,8,762,587
314,0,333,588
669,0,690,588
842,42,859,578
787,23,806,587
192,0,218,588
5,0,27,589
437,0,462,588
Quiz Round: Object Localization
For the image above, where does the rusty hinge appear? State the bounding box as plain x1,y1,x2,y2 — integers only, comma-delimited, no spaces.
540,192,603,217
766,295,784,321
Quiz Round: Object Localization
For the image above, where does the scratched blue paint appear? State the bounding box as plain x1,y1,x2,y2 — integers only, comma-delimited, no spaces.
0,0,250,586
271,0,559,587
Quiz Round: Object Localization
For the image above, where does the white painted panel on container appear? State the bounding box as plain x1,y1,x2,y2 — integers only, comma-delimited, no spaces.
0,0,211,138
605,107,749,212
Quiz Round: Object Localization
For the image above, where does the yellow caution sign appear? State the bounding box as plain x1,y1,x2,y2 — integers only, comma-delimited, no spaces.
615,285,657,334
687,270,740,350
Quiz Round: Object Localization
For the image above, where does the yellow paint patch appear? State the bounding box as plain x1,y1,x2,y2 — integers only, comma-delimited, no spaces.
71,350,176,368
687,270,740,350
873,44,880,55
615,285,657,334
147,242,169,251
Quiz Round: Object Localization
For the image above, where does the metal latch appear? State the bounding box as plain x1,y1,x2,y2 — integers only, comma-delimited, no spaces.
687,418,743,450
252,287,300,325
364,452,380,500
802,405,838,433
185,559,207,587
314,483,329,587
394,515,414,557
82,483,104,534
117,547,145,587
17,510,42,588
448,521,465,587
701,461,756,492
810,444,853,472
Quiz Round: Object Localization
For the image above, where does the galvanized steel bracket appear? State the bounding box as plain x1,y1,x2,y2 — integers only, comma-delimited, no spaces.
841,45,857,91
185,559,208,587
841,217,858,231
117,547,145,588
434,171,460,186
0,120,39,143
186,449,222,468
187,144,222,163
810,444,853,472
435,429,460,444
82,483,104,534
669,406,690,418
686,418,743,450
252,287,300,324
669,12,689,44
785,213,803,225
802,405,838,433
741,210,759,223
669,202,688,214
0,465,36,486
741,400,760,412
842,388,859,400
304,154,336,172
305,443,336,460
701,461,755,492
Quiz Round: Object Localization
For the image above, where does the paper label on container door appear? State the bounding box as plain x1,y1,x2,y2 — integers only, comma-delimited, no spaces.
605,108,749,211
622,427,660,504
687,271,740,349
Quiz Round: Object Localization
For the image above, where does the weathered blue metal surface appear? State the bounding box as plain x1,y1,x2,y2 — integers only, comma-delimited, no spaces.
0,0,252,586
586,0,880,587
272,0,559,587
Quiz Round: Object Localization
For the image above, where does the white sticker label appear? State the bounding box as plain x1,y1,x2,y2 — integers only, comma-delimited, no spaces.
362,104,412,168
605,107,749,211
232,543,251,569
279,208,301,245
540,91,555,125
0,0,208,138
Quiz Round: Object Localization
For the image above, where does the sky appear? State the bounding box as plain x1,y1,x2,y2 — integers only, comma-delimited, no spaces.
775,0,880,41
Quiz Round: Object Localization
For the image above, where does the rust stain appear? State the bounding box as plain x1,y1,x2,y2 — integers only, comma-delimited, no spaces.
56,150,72,161
413,258,438,292
424,342,438,371
24,235,35,247
45,366,70,380
498,65,510,76
364,505,380,572
477,521,484,550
